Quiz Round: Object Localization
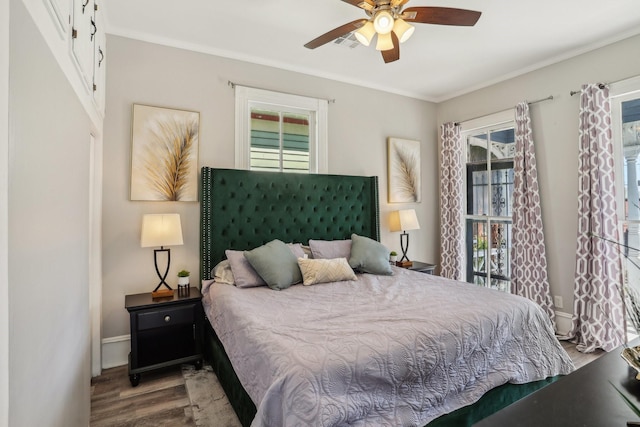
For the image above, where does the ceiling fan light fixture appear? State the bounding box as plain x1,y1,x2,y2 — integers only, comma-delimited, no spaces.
373,10,394,35
393,18,415,43
375,31,394,51
354,21,376,46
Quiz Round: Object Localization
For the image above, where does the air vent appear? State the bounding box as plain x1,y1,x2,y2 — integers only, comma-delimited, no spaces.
333,32,361,49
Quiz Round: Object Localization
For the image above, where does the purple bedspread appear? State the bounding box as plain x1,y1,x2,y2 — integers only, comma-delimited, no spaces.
202,267,574,427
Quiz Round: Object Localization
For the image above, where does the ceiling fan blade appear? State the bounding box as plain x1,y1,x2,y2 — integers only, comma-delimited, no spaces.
381,32,400,63
304,19,367,49
341,0,375,11
403,7,481,26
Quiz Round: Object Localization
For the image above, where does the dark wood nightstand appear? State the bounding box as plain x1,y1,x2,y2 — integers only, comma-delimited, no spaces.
400,261,437,274
125,287,203,386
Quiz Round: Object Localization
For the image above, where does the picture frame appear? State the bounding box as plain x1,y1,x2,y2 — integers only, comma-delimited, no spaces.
387,137,421,203
130,104,200,201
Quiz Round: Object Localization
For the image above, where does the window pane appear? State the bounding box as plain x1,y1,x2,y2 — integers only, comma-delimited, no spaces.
249,109,310,173
490,164,514,217
467,166,488,215
250,147,280,172
250,108,280,171
467,132,488,163
489,220,511,282
466,219,488,282
490,128,515,160
282,112,309,173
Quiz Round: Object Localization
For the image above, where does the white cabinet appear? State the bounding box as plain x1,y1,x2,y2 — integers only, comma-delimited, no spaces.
71,0,94,88
70,0,106,115
92,4,106,114
45,0,71,37
26,0,105,125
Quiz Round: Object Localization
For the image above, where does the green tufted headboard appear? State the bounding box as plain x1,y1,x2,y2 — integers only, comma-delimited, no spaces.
200,167,380,282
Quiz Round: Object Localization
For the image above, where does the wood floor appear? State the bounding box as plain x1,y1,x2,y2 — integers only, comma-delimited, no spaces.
90,365,195,427
90,340,602,426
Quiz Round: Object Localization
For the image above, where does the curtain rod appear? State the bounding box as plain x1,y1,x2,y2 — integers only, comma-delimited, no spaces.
228,81,336,104
454,95,554,126
569,83,607,97
568,73,640,96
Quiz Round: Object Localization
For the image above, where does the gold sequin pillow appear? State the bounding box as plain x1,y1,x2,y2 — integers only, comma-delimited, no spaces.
297,257,357,286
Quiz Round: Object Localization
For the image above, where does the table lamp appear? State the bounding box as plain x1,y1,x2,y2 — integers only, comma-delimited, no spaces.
389,209,420,267
141,213,184,298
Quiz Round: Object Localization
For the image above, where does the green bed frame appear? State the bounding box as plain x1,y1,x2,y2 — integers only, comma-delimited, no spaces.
199,167,557,426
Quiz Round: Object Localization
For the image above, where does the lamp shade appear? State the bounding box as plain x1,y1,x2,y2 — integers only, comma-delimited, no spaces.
375,32,394,51
389,209,420,232
141,214,184,248
392,18,415,43
373,10,394,34
354,21,376,46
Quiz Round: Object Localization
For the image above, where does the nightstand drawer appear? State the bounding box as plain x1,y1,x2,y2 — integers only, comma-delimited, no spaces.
137,304,195,330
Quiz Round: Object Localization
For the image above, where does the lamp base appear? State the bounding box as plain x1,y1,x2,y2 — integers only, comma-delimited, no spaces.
151,288,174,299
396,260,413,267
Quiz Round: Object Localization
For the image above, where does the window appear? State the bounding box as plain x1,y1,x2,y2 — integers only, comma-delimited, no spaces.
612,77,640,329
462,111,515,292
235,86,328,173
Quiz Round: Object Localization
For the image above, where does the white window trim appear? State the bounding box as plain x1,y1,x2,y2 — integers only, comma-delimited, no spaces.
234,86,328,173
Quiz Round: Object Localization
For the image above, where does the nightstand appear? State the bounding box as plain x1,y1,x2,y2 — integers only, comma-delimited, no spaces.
125,287,203,386
401,261,437,274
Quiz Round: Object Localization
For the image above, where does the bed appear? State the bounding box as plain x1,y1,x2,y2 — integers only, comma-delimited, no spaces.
199,167,574,427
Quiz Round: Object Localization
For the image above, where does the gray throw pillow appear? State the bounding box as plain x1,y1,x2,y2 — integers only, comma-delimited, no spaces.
244,239,303,290
225,250,266,288
309,239,352,259
348,233,393,275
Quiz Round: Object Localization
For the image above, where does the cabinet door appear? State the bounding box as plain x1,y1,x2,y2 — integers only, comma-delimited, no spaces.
45,0,71,37
71,0,95,89
92,2,106,114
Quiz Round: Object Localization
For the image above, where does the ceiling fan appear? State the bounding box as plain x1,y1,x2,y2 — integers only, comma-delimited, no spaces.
304,0,481,63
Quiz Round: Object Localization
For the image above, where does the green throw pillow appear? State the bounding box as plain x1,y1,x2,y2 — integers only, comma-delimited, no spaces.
244,239,302,290
348,233,393,275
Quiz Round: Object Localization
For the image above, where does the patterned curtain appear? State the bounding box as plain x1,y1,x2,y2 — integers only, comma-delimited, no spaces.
439,123,465,280
510,102,555,324
568,84,625,353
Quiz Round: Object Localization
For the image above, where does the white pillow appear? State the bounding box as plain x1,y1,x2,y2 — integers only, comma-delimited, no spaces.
212,259,234,285
297,257,357,286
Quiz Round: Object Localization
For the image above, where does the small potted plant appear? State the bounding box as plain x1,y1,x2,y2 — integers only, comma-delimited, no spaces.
177,270,190,287
389,251,398,263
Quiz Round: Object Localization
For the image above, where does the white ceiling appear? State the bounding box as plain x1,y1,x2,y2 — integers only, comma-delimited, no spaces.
103,0,640,102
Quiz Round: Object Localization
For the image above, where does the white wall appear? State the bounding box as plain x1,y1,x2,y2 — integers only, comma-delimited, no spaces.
437,33,640,333
0,0,9,423
8,0,92,425
101,35,437,364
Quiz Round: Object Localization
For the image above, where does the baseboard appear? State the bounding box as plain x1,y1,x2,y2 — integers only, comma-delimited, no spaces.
555,311,572,336
101,335,130,370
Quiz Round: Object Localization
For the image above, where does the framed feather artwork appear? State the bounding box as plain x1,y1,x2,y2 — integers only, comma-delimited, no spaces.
387,137,421,203
130,104,199,201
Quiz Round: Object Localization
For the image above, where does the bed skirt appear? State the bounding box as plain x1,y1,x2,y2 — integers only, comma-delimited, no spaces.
203,319,560,427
